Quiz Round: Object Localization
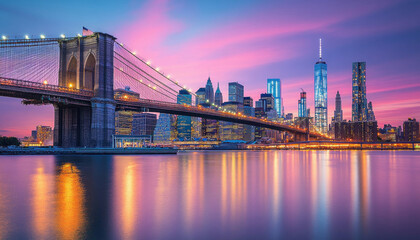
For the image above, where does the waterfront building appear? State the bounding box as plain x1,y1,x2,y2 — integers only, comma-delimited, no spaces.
379,124,399,142
244,97,253,107
367,101,376,121
352,62,368,122
334,121,378,142
314,39,328,133
214,83,223,107
31,130,37,140
220,102,244,141
403,118,419,142
177,89,192,140
115,87,140,135
334,91,343,122
132,113,157,141
205,77,214,104
36,125,53,146
195,88,206,106
298,91,307,117
153,113,173,143
267,78,282,117
228,82,244,103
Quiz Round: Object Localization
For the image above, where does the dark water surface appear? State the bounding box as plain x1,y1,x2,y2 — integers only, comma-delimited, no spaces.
0,151,420,239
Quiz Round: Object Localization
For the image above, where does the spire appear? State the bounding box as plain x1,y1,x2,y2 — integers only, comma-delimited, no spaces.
215,82,221,93
319,38,322,60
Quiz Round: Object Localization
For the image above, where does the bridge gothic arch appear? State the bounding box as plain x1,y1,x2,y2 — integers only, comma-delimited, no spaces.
83,53,96,91
66,56,77,88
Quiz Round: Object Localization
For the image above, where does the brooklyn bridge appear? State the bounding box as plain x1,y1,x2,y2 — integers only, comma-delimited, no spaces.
0,31,328,147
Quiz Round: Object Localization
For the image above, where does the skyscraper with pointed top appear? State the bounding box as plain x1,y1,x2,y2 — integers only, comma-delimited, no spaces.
215,82,223,106
314,38,328,133
205,77,214,104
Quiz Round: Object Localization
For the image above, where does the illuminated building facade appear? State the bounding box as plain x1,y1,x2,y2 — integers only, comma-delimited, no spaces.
114,87,140,135
352,62,367,122
403,118,419,142
298,91,307,117
244,97,253,107
243,105,255,141
177,89,192,140
132,113,157,141
153,113,173,143
220,102,244,141
267,78,282,117
36,125,53,146
228,82,244,103
314,39,328,133
195,88,206,105
334,121,378,142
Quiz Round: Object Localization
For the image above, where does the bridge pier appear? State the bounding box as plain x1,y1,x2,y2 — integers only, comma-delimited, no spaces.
54,32,116,148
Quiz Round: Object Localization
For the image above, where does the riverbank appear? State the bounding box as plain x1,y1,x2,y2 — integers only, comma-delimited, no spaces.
0,147,178,155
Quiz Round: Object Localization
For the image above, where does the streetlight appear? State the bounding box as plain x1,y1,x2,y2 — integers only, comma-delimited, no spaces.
40,34,46,39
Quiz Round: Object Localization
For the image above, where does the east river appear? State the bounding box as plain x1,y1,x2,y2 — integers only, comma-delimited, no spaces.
0,150,419,239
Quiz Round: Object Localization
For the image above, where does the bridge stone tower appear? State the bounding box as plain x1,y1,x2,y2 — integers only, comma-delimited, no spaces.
54,33,116,148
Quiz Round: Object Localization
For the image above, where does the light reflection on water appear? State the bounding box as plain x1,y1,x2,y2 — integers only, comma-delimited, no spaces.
0,151,419,239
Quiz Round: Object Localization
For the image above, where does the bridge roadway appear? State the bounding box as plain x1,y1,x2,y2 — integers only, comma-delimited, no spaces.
0,77,328,139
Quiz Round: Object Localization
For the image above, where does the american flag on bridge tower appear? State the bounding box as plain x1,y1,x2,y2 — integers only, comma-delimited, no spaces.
82,27,94,36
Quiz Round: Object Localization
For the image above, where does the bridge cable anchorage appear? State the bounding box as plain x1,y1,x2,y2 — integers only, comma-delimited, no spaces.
114,41,197,97
113,53,178,97
114,66,177,101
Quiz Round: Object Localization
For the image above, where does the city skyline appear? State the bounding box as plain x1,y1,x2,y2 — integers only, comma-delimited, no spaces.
1,0,420,137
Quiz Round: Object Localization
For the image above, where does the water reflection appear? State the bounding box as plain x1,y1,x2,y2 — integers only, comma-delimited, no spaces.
0,151,419,239
55,162,86,239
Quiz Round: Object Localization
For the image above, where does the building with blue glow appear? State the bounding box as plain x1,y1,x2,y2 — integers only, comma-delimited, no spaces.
228,82,244,103
298,91,307,117
177,89,192,140
352,62,367,122
205,77,214,104
314,39,328,133
267,78,282,117
215,83,223,107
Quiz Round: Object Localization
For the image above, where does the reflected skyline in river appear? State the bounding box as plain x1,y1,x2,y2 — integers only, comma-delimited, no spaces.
0,151,419,239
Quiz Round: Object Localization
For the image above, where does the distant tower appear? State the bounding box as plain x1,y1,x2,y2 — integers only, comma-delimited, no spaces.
177,89,192,140
367,101,375,121
334,91,343,122
314,38,328,133
352,62,367,122
205,77,214,104
298,90,307,117
215,82,223,106
267,78,282,117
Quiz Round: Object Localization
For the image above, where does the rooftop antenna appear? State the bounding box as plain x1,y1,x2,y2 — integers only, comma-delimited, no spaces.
301,88,305,92
319,38,322,60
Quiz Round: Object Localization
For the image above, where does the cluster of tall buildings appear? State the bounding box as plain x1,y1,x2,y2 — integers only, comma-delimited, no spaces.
21,125,53,147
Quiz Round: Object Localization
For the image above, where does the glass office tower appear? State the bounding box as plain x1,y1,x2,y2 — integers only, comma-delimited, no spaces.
298,91,307,117
314,39,328,133
267,78,282,117
352,62,367,122
177,89,192,140
215,83,223,107
228,82,244,103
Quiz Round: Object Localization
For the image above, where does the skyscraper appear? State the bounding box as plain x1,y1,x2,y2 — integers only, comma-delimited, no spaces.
205,77,214,104
334,91,343,122
228,82,244,103
298,91,307,117
314,38,328,133
177,89,192,140
215,83,223,106
267,78,282,117
153,113,173,143
352,62,367,122
367,101,375,121
132,113,157,139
